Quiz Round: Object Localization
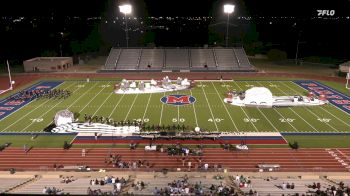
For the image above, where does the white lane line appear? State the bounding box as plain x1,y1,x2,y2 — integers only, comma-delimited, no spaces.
124,94,139,121
200,81,219,132
257,81,298,132
1,82,70,132
142,93,152,120
108,94,125,119
211,82,238,132
336,149,350,162
190,89,199,127
23,82,98,132
230,81,259,132
281,81,339,132
159,92,166,125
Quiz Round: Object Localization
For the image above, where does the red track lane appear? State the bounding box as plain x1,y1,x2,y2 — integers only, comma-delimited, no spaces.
0,148,348,172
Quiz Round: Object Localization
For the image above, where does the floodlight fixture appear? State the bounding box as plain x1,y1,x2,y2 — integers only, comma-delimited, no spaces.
119,4,132,47
224,4,235,47
119,4,132,14
224,4,235,14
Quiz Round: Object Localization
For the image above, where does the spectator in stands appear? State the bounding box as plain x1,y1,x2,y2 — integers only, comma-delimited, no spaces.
153,187,160,195
43,187,48,194
204,163,209,171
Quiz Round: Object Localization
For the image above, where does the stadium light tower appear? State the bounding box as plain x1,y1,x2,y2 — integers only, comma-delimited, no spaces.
59,32,64,57
224,4,235,47
119,4,132,48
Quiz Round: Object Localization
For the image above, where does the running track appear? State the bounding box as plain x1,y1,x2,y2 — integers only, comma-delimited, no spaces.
0,148,349,172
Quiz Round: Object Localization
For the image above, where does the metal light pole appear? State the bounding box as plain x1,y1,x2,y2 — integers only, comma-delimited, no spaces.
295,30,303,65
295,38,299,65
59,32,64,57
224,4,235,47
119,4,132,48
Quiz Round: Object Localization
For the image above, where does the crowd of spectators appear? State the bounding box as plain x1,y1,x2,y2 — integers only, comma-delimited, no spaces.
151,175,237,196
307,181,350,196
131,181,146,191
105,153,151,169
87,176,129,195
42,186,63,194
60,176,75,184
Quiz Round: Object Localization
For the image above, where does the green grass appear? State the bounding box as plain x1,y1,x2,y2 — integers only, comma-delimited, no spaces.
1,80,349,133
0,79,349,148
284,135,350,148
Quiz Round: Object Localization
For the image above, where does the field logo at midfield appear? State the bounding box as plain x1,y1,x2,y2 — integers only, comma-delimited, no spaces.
160,95,196,106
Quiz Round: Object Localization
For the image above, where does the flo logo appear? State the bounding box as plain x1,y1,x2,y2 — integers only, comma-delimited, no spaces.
160,95,196,106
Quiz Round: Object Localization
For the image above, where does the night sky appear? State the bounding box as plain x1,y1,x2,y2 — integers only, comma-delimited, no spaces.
0,0,349,61
1,0,349,17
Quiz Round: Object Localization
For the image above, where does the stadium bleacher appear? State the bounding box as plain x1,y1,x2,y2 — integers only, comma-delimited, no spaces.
104,48,121,69
139,48,165,70
116,48,141,70
190,49,217,70
102,47,255,72
214,48,239,70
0,177,35,194
164,48,190,70
234,48,252,68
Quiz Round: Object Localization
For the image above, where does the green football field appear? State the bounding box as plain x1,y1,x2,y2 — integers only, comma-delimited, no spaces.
0,80,350,133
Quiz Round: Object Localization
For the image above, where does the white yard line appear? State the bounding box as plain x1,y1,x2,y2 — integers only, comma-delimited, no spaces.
124,94,139,121
319,107,350,128
176,91,180,124
230,80,259,132
190,89,199,127
78,82,111,113
108,94,125,119
177,105,180,124
274,82,319,132
200,82,219,132
1,82,70,132
279,81,339,132
92,90,115,116
211,82,238,132
257,81,298,132
289,82,350,128
159,92,166,125
0,82,66,123
22,82,99,132
142,93,152,120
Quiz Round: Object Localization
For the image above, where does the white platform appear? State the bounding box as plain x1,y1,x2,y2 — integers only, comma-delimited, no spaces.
224,96,328,108
115,84,190,94
51,123,140,134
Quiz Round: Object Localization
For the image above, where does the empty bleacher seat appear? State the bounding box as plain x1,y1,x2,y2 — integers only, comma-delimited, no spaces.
116,49,141,70
139,49,164,70
165,49,190,69
190,49,216,69
105,48,121,69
